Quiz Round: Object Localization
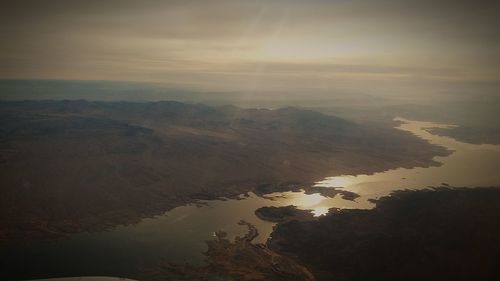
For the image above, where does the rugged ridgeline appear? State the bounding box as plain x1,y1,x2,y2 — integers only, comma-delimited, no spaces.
268,187,500,281
0,100,449,239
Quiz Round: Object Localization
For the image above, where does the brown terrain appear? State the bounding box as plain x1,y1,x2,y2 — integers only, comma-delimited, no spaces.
268,187,500,281
0,100,449,240
140,220,315,281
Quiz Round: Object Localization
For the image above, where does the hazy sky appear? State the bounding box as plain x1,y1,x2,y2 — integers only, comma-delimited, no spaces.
1,0,499,96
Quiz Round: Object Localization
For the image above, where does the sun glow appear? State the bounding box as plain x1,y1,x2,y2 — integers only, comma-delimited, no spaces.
298,193,324,207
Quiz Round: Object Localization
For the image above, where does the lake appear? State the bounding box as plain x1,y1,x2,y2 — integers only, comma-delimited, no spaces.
2,118,500,280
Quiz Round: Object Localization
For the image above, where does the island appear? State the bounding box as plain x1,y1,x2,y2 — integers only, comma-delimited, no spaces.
255,206,315,223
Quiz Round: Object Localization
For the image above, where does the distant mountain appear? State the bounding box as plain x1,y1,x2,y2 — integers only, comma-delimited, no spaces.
0,79,385,107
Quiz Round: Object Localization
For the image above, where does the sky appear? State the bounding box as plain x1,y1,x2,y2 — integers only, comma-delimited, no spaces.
1,0,499,98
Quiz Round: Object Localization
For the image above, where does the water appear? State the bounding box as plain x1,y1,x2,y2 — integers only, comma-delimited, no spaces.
2,118,500,280
315,118,500,208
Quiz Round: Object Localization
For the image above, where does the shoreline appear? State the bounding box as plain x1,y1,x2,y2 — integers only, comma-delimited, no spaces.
0,156,446,243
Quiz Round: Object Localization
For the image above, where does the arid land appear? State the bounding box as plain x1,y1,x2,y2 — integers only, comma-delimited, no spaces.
0,100,449,240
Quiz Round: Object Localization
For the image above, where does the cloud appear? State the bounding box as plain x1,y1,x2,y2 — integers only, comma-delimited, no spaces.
1,0,499,95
